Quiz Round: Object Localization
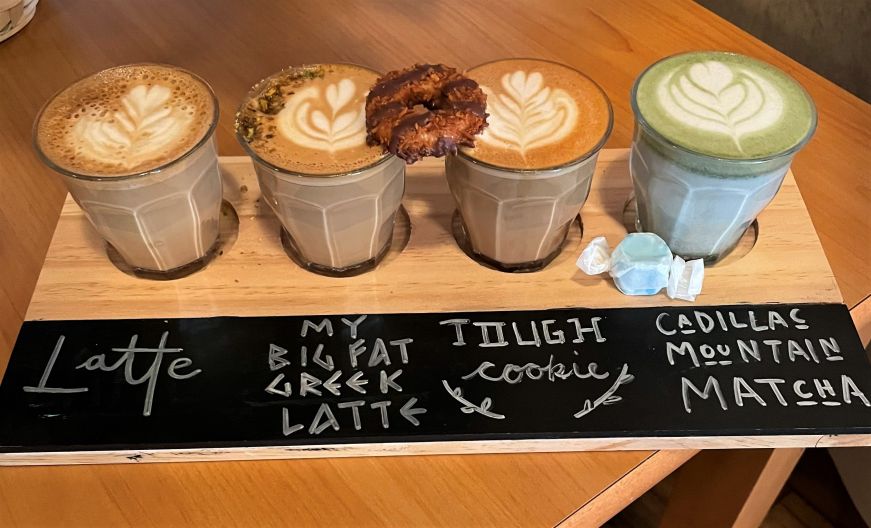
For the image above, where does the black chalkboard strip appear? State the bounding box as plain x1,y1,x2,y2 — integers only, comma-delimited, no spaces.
1,303,869,465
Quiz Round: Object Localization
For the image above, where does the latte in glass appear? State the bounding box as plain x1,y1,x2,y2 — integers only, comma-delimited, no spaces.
446,59,612,271
34,63,222,275
236,64,404,276
630,51,817,262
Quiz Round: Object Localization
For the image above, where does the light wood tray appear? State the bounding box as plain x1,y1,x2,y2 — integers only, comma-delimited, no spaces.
26,149,841,323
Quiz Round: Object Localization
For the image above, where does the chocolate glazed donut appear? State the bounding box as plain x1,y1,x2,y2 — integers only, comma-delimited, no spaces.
366,64,488,163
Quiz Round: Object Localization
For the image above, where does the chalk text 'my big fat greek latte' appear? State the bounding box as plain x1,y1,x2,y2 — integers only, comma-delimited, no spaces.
630,51,816,261
35,63,223,273
236,64,404,274
447,59,612,271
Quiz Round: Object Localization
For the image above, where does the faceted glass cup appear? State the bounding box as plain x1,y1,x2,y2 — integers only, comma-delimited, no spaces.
445,59,613,272
246,153,405,276
629,60,817,263
33,65,223,277
446,151,604,271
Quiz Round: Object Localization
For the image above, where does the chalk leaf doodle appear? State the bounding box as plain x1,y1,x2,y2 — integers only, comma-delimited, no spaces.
278,78,366,152
442,379,506,420
573,364,634,419
73,84,191,168
479,70,578,156
656,60,784,154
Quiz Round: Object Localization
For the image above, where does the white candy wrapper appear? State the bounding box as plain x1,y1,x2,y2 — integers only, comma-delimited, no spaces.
576,236,611,275
666,256,705,301
577,235,706,301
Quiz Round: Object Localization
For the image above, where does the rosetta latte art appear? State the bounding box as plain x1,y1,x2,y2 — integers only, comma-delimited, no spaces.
277,78,366,153
656,60,784,154
73,84,191,169
479,70,578,156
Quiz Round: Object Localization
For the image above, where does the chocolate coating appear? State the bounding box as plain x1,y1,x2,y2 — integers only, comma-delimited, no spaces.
366,64,488,163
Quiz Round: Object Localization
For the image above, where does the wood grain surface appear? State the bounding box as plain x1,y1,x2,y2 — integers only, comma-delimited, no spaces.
661,448,804,528
0,0,868,526
25,151,840,323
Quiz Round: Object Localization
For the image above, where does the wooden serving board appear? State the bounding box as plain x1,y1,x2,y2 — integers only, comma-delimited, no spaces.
2,149,867,467
25,150,841,320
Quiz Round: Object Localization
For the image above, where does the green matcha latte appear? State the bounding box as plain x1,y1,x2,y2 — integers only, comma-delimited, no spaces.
633,51,815,160
629,51,817,262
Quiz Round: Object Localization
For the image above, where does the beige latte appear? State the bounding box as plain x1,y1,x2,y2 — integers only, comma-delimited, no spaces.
236,64,405,275
34,64,223,274
236,64,386,175
462,59,611,170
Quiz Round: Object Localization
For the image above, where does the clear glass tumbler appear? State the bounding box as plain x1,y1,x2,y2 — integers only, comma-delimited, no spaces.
247,153,405,276
629,54,817,263
446,152,605,271
33,65,223,278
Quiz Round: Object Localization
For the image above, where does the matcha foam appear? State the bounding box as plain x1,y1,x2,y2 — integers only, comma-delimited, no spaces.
633,51,815,159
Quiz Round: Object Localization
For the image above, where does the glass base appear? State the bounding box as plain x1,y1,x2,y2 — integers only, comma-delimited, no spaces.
451,210,584,273
279,205,411,278
622,196,758,266
106,200,239,281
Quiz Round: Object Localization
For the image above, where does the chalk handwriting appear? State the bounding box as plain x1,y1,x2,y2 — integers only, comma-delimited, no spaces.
461,355,609,385
666,338,844,368
574,364,635,419
281,396,426,436
441,380,505,419
438,316,606,348
76,332,200,416
656,308,809,336
22,336,89,394
24,332,200,417
681,374,871,413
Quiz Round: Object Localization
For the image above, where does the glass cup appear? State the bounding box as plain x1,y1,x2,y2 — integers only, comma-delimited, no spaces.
445,59,613,272
33,65,223,278
629,57,818,263
246,152,405,276
446,152,605,271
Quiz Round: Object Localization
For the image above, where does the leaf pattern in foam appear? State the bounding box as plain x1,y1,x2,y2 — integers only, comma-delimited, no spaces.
278,78,366,153
478,70,579,156
74,84,191,168
656,60,784,154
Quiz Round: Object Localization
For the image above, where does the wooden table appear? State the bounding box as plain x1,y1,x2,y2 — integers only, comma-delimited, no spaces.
0,1,868,526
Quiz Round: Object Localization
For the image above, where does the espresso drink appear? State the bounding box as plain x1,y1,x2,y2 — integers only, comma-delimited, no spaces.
237,64,404,274
446,59,612,270
34,63,222,273
631,51,816,261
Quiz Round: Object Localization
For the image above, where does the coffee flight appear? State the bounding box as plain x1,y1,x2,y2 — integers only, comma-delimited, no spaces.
33,52,817,279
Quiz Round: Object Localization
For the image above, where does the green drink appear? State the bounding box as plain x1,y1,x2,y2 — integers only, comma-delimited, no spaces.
630,51,816,262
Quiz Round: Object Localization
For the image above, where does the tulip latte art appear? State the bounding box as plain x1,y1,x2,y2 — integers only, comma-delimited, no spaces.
629,51,817,262
462,59,611,170
237,64,385,175
634,51,814,159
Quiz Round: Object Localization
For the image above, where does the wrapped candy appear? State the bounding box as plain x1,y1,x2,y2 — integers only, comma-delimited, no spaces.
577,233,705,301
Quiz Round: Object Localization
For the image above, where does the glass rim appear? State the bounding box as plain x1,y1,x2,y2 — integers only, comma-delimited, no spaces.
629,50,819,163
32,62,221,182
234,62,396,179
456,57,614,173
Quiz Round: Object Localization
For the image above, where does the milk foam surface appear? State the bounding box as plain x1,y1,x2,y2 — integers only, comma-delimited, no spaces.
237,64,386,175
634,51,815,159
36,64,215,177
461,59,611,170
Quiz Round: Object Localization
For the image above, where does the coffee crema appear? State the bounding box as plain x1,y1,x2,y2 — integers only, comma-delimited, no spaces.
236,64,386,175
633,51,815,159
35,64,216,177
460,59,611,170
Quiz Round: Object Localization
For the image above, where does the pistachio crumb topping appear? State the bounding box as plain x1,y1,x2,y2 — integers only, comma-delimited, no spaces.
234,65,327,143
